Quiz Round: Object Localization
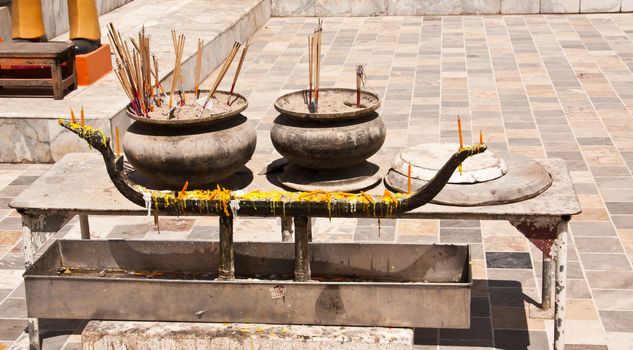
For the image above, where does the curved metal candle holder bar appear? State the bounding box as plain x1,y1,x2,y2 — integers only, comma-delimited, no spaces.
59,120,486,218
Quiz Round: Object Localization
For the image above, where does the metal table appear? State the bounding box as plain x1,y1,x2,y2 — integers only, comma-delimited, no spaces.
10,152,580,350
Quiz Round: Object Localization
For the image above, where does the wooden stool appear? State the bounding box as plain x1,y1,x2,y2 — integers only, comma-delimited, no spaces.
0,41,77,99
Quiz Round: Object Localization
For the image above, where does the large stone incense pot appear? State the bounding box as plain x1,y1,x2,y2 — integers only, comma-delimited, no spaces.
271,88,386,192
58,120,485,218
123,90,256,189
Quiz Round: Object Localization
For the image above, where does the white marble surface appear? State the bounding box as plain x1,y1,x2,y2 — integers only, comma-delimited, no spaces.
0,6,10,42
0,119,52,163
581,0,621,12
272,0,316,16
273,0,630,15
463,0,501,14
386,0,424,15
424,0,463,14
316,0,387,16
501,0,540,13
540,0,580,13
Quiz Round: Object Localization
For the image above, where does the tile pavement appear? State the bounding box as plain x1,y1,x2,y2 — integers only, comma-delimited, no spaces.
2,13,633,349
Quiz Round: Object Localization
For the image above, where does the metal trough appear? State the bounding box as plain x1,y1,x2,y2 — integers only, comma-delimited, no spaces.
24,239,471,328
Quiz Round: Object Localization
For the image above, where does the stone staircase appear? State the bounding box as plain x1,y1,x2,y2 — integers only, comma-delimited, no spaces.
0,0,270,162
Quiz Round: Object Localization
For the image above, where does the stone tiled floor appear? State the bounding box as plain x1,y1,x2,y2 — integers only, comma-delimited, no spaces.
2,13,633,349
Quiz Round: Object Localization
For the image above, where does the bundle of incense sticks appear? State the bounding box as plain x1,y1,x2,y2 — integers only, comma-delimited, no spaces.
108,23,154,117
227,41,250,105
169,30,186,108
195,39,204,98
202,41,242,109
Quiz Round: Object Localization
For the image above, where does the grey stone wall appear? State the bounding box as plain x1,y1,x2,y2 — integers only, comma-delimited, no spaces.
272,0,633,16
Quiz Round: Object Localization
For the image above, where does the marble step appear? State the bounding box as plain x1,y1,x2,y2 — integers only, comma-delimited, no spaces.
0,0,270,163
82,321,414,350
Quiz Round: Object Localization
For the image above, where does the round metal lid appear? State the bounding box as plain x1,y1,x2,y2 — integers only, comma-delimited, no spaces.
391,143,508,184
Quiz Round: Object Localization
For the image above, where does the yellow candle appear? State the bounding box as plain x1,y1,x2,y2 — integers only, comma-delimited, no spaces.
180,181,189,197
457,115,463,149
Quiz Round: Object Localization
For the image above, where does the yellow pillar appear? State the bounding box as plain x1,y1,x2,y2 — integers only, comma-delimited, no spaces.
11,0,46,40
68,0,101,41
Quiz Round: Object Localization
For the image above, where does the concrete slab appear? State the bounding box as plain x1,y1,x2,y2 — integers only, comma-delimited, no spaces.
0,0,269,163
82,321,414,350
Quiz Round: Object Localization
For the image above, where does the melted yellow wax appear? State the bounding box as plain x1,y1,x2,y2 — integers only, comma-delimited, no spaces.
138,186,411,219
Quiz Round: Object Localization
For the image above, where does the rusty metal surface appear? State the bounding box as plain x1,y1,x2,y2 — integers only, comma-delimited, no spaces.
24,239,472,329
10,152,580,220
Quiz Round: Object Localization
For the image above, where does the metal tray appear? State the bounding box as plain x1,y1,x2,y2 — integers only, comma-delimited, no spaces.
25,239,471,328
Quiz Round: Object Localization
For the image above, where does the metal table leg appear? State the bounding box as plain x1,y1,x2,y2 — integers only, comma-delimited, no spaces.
218,216,234,280
28,318,41,350
541,255,553,311
281,217,293,242
79,214,91,239
294,216,311,282
20,211,73,267
553,220,569,350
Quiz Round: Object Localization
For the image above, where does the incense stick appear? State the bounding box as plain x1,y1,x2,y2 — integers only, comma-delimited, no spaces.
169,30,185,108
356,65,365,108
80,106,85,127
313,19,323,112
195,39,204,98
308,35,313,104
108,23,157,117
480,129,483,144
202,41,241,109
227,42,250,105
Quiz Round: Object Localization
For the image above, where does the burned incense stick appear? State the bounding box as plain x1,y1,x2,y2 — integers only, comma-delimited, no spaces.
195,39,204,98
202,41,241,109
169,30,185,108
313,19,323,111
356,65,365,108
308,35,313,104
227,42,250,105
